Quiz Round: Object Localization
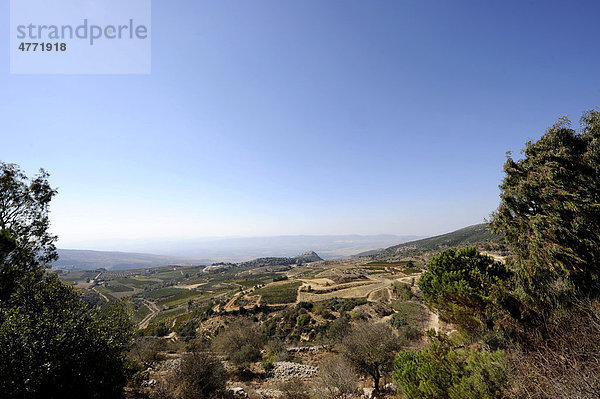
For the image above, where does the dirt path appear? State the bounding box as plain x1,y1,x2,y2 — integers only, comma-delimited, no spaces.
173,283,204,290
425,311,439,331
92,287,110,303
138,300,160,329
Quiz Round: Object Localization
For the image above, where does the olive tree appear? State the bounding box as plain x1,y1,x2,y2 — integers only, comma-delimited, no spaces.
340,321,402,391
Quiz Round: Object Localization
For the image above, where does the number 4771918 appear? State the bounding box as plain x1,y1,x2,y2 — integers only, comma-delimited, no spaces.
18,43,67,51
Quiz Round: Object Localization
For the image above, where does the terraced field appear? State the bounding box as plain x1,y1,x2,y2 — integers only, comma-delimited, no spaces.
297,279,390,302
254,281,302,304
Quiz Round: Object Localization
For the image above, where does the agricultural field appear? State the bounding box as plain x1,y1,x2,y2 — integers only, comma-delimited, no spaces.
140,287,188,299
253,281,302,304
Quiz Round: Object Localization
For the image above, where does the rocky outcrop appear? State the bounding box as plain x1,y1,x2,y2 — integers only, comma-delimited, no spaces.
294,251,323,263
229,387,248,397
362,387,375,398
157,358,182,371
234,252,323,269
272,361,319,381
286,345,327,353
254,388,284,398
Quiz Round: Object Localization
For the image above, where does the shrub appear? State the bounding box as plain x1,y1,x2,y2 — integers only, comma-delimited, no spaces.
393,331,509,399
262,359,275,373
0,274,133,398
230,344,261,368
153,322,170,337
296,301,313,311
389,312,409,329
392,282,414,301
315,354,358,399
127,338,167,369
325,316,350,342
168,351,227,399
278,378,310,399
296,313,311,327
418,247,511,334
177,320,197,340
212,319,263,369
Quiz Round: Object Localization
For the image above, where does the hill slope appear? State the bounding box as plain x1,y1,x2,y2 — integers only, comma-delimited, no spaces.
365,223,504,260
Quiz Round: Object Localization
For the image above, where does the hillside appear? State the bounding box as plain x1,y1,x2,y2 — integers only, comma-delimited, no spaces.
364,223,504,261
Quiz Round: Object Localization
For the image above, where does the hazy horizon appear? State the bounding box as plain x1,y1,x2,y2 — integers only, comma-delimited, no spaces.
55,232,427,259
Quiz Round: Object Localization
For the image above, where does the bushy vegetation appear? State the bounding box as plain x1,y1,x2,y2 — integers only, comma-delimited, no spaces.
0,274,134,398
394,331,509,399
392,281,415,301
315,354,359,399
0,163,134,398
394,109,600,399
313,297,368,315
212,319,263,370
418,246,511,335
166,351,227,399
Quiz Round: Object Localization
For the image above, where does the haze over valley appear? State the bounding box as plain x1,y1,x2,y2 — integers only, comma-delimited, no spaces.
54,233,423,269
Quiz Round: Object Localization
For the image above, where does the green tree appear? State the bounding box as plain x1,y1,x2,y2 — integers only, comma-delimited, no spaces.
418,247,511,334
0,162,57,301
0,162,134,398
0,273,133,398
393,332,509,399
0,229,17,264
490,110,600,297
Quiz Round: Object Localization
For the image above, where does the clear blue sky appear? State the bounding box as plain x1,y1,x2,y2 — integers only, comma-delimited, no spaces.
2,0,599,247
